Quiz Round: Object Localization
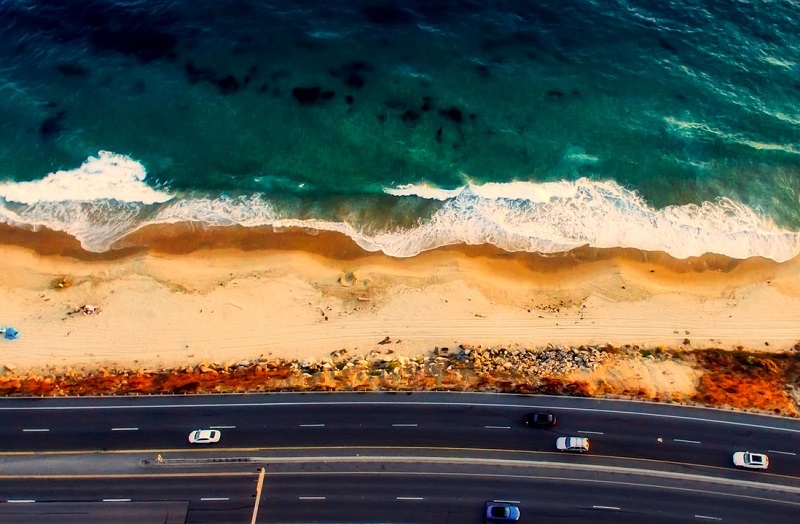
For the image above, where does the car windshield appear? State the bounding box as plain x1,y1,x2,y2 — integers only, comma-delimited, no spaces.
747,454,764,464
490,507,508,517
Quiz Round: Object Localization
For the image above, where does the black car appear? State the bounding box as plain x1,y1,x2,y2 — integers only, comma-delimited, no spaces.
523,411,556,427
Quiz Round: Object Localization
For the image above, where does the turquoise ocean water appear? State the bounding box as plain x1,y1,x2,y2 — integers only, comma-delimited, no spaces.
0,0,798,260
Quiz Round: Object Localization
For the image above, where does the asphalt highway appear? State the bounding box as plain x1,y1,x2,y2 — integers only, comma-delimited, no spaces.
0,393,798,475
1,469,799,523
0,393,799,522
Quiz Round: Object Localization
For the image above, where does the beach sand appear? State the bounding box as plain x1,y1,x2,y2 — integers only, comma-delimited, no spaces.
1,224,799,376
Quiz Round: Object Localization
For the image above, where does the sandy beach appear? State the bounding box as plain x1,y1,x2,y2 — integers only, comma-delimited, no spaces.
1,225,799,376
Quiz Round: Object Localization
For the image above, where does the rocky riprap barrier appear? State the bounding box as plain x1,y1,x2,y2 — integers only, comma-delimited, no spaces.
450,344,608,376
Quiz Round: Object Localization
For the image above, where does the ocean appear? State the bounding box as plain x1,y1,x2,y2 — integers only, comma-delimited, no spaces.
0,0,798,261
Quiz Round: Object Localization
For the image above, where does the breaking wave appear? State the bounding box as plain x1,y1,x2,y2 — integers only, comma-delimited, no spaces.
0,152,798,261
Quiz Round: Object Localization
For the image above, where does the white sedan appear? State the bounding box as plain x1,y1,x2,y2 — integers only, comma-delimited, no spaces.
732,451,769,470
556,436,590,453
188,429,221,444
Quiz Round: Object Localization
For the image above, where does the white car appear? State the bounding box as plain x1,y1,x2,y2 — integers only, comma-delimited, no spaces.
733,451,769,470
556,436,589,453
188,429,221,444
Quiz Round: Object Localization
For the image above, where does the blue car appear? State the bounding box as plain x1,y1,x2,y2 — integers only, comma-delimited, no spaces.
486,503,520,521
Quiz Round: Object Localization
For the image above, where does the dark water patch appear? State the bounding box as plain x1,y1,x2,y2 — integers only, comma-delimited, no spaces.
85,11,178,62
258,83,270,94
292,86,336,105
475,63,491,78
185,61,216,84
3,2,179,62
435,126,443,143
401,109,421,125
657,37,679,54
243,65,259,85
56,63,88,78
184,61,242,95
440,107,463,123
547,90,565,98
270,70,292,81
346,73,365,88
217,75,241,95
330,61,374,89
362,4,416,25
421,96,433,112
345,95,354,105
40,110,67,140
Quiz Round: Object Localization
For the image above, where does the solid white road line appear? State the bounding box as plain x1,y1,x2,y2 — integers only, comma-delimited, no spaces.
484,425,511,429
210,425,236,429
200,497,230,501
298,496,326,500
299,424,326,427
397,497,424,500
695,515,722,521
674,439,702,444
102,498,131,502
111,427,139,431
767,449,796,456
578,430,604,435
592,505,620,510
392,424,418,427
7,500,35,503
22,428,49,432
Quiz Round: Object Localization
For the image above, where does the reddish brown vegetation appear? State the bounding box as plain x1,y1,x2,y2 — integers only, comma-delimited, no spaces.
0,349,798,417
692,350,800,416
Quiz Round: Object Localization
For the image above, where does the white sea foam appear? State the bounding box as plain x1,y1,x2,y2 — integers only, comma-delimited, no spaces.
1,170,798,261
384,183,463,200
0,151,173,205
381,178,800,261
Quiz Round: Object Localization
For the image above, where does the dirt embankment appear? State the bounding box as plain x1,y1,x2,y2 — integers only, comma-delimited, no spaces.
2,344,798,417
